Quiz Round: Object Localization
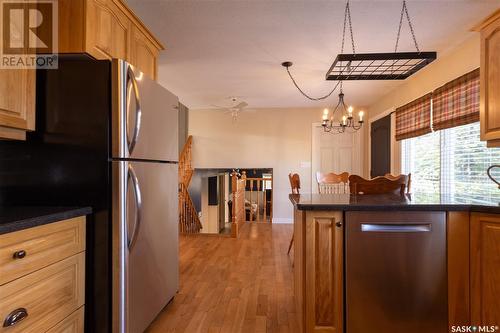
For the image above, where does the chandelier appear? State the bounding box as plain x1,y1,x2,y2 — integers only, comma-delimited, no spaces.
321,84,364,133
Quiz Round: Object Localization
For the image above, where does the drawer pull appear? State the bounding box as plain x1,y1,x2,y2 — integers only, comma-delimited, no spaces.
12,250,26,259
3,308,28,327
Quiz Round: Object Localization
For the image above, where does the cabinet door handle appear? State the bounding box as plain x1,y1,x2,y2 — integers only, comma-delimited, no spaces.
12,250,26,259
335,221,342,228
3,308,28,327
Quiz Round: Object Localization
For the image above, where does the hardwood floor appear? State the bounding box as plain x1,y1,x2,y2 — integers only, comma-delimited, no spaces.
146,223,299,333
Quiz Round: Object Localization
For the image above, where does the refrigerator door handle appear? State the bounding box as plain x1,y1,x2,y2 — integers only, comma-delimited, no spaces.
128,164,142,250
126,65,142,154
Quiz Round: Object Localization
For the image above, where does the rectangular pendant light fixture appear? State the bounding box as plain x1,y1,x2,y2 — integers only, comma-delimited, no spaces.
326,52,437,81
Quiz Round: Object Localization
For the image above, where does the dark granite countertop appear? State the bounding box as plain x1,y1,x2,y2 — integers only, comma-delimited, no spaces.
0,206,92,235
290,192,500,213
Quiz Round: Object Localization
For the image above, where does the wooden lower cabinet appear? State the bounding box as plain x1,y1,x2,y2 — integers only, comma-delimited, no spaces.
0,253,85,333
294,209,306,329
0,217,86,333
471,213,500,326
46,307,84,333
0,217,86,285
294,209,343,333
447,211,471,328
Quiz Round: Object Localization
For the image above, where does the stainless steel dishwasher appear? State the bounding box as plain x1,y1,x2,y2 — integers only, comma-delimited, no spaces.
345,211,448,333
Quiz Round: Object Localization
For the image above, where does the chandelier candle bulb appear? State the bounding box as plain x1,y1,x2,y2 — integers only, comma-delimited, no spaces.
359,111,364,122
348,106,353,118
323,108,329,121
342,115,347,126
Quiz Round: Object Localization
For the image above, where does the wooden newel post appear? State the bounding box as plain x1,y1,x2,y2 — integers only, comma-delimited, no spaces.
231,170,238,224
231,170,247,238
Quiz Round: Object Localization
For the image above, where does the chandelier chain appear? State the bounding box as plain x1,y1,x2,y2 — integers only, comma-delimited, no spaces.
395,0,420,53
284,66,341,101
280,0,355,101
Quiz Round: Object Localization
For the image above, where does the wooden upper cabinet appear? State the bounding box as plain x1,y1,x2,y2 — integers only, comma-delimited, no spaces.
85,0,130,61
58,0,164,80
130,24,159,79
474,10,500,147
0,69,35,140
470,213,500,326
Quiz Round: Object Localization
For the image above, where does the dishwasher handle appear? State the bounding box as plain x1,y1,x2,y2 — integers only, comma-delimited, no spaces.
361,223,431,233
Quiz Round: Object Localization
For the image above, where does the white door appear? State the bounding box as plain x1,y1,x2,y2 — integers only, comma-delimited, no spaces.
311,123,363,193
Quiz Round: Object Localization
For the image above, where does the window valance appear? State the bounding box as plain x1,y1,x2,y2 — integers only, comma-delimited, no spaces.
432,68,480,131
395,93,432,141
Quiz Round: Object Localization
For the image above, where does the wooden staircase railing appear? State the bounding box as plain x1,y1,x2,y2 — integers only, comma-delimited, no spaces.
179,136,202,233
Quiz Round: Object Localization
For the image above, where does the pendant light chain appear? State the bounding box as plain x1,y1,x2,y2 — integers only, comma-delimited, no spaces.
394,0,420,53
282,0,354,101
341,0,356,55
283,67,341,101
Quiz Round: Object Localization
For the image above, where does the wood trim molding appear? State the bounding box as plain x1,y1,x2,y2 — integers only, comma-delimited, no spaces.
471,9,500,31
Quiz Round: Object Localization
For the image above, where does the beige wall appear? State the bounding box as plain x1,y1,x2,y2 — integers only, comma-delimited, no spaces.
364,34,481,176
189,107,325,222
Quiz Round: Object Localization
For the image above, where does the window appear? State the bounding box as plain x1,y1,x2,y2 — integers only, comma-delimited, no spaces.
402,122,500,203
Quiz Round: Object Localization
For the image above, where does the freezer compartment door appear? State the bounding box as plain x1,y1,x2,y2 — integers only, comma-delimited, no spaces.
112,60,179,162
345,211,448,333
112,161,179,333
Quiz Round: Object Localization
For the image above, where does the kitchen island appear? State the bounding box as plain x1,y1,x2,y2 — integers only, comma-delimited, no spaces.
289,193,500,333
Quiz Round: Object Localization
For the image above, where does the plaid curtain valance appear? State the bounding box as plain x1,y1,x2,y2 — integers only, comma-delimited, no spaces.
395,93,432,141
432,68,480,131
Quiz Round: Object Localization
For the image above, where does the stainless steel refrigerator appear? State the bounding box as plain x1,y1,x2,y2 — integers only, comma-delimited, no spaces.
111,60,179,333
0,55,179,333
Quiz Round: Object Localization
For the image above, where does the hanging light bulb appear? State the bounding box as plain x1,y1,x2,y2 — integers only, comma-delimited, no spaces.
358,111,364,123
348,106,353,119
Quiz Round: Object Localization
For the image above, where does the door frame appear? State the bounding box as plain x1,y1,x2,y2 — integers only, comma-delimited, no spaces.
311,122,363,193
368,108,400,177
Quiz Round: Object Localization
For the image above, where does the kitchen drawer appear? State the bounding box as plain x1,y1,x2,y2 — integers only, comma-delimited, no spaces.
46,307,84,333
0,217,85,285
0,253,85,333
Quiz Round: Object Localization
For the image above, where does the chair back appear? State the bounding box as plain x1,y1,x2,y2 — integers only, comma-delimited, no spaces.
348,175,406,195
288,173,301,194
384,173,412,193
316,171,349,194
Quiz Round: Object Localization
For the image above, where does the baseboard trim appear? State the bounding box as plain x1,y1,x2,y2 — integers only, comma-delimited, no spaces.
272,218,293,224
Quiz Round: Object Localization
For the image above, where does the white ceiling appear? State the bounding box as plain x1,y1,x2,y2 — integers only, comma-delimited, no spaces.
125,0,499,109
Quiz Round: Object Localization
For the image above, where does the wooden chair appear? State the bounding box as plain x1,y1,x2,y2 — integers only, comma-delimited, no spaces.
384,173,412,194
316,171,349,194
348,175,407,195
289,173,301,194
287,173,300,255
